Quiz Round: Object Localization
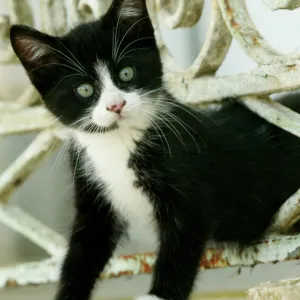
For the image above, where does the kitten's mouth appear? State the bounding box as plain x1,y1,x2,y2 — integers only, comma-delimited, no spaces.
80,122,119,134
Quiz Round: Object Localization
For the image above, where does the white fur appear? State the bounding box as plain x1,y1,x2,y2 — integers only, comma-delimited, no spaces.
92,63,147,129
119,0,143,18
73,63,158,246
136,295,164,300
16,37,50,61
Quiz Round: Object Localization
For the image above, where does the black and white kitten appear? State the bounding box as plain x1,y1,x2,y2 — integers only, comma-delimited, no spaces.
10,0,300,299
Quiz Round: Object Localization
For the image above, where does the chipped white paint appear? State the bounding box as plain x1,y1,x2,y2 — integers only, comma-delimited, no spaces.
0,131,59,202
0,204,66,257
0,258,62,288
1,0,300,294
239,96,300,139
262,0,300,11
247,277,300,299
223,235,300,266
0,107,58,135
272,188,300,233
1,234,300,289
0,0,33,64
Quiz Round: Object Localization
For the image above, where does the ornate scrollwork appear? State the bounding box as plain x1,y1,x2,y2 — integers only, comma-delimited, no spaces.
1,0,300,295
0,0,33,63
262,0,300,11
157,0,204,28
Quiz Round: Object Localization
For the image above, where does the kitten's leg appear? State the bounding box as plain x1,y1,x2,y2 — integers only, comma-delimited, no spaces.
140,224,206,300
55,183,124,300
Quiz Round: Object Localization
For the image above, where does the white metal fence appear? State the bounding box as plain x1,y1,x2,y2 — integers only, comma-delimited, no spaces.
1,0,300,298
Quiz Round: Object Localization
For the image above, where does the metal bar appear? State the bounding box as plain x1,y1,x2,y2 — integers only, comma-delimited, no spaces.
0,107,57,135
240,96,300,139
0,131,59,202
271,187,300,233
0,204,66,257
0,234,299,288
166,60,300,104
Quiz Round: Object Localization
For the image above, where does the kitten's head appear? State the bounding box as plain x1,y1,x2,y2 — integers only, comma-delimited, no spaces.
10,0,163,134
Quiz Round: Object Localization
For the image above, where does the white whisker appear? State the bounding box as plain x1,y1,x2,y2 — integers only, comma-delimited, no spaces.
30,62,85,74
117,47,150,65
142,113,169,155
54,38,87,74
140,106,186,149
115,16,149,62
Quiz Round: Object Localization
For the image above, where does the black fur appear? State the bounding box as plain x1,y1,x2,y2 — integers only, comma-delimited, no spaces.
10,0,300,299
10,0,159,130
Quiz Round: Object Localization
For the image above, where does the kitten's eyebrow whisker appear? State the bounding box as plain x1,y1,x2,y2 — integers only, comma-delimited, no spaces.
113,0,130,61
113,3,123,61
115,16,149,62
112,25,116,60
54,38,87,74
29,62,85,74
23,36,86,74
35,41,87,75
116,36,154,64
117,47,150,65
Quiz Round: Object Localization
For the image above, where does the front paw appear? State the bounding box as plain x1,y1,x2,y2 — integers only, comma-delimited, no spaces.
136,295,164,300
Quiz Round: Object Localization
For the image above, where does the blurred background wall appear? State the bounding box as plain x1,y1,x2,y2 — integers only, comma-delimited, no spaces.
1,0,300,299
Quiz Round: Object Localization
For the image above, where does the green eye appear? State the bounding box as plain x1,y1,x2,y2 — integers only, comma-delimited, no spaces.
119,66,135,82
76,83,94,98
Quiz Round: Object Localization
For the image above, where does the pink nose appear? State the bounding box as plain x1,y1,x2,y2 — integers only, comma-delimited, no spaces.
106,99,126,114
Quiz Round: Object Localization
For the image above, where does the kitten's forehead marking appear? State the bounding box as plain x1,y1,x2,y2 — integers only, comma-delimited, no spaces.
95,62,118,92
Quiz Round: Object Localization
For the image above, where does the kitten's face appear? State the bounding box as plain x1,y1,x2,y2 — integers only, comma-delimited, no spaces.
10,0,163,134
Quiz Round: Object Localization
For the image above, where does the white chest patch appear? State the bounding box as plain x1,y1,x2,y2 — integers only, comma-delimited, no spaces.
74,128,158,247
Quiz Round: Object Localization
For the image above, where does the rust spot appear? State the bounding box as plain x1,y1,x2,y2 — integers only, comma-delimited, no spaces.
100,270,135,280
287,64,296,71
13,178,23,187
115,271,134,277
6,280,17,287
98,239,300,280
224,0,233,16
252,36,259,45
200,249,228,269
224,0,240,30
121,254,133,260
141,261,152,274
231,21,240,29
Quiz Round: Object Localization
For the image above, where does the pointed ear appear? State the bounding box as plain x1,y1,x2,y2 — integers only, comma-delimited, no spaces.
112,0,149,21
10,25,60,73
